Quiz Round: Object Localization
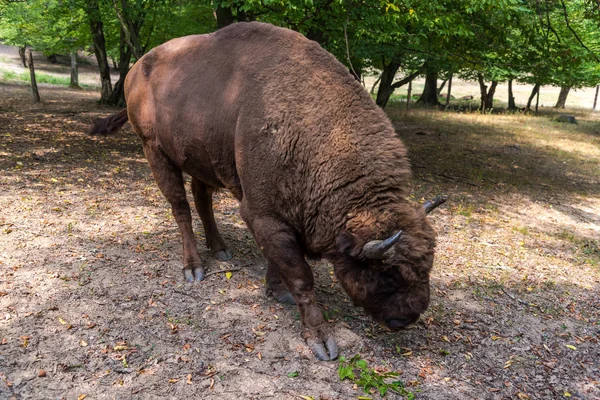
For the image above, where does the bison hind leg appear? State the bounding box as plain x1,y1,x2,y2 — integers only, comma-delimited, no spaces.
190,178,232,261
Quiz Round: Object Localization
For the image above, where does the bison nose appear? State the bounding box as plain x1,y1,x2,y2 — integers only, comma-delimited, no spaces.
385,316,419,330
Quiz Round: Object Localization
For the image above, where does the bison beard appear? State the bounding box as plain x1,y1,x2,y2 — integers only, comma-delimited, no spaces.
90,22,446,361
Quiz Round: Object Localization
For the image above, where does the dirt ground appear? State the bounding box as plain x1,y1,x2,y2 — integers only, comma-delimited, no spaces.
0,75,599,399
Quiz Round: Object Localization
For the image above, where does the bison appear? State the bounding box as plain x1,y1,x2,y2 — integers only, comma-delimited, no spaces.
91,22,446,361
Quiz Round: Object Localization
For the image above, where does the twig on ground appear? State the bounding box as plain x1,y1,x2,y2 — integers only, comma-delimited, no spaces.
203,267,242,278
501,287,530,306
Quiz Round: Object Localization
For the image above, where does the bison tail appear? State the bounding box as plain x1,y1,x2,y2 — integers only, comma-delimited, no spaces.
90,109,129,135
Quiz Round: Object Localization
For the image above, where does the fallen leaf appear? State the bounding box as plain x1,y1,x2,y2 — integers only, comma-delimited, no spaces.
58,317,67,325
186,374,192,385
564,391,571,397
38,370,47,377
114,345,128,351
299,396,314,400
225,271,232,279
168,378,180,384
77,395,86,400
565,345,577,350
80,339,88,347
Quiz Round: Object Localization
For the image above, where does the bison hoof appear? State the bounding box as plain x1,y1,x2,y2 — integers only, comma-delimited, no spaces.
183,266,204,282
266,287,296,305
215,249,232,261
307,335,338,361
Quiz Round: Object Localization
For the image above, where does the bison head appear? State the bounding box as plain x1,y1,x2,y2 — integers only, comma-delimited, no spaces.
333,196,446,331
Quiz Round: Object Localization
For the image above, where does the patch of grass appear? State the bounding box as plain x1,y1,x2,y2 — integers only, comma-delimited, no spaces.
513,226,530,236
555,230,599,266
338,354,414,398
1,68,71,86
455,203,474,217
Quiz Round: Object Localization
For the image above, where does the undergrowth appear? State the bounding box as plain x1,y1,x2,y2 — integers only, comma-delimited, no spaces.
338,354,415,399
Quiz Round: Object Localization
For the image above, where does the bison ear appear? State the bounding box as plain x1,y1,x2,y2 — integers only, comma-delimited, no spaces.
336,231,365,259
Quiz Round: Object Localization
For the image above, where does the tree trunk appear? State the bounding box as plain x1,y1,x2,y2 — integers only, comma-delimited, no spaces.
477,73,488,112
554,86,570,108
19,46,27,68
508,79,517,110
107,26,132,107
375,60,401,108
70,51,79,88
526,84,540,110
594,85,599,111
113,0,145,60
86,0,112,103
417,65,440,106
535,88,540,113
370,74,381,95
407,80,412,111
215,5,235,28
486,81,498,110
437,78,448,95
376,63,422,109
27,49,41,103
444,74,453,111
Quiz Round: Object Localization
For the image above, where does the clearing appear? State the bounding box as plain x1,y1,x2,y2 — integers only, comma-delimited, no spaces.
0,57,599,400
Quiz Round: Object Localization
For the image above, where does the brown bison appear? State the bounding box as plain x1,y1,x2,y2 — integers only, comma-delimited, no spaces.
91,22,446,361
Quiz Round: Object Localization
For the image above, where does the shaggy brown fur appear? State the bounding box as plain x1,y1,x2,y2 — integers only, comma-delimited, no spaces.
90,22,437,361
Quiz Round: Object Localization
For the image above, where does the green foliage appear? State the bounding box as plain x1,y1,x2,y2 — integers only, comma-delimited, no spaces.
338,355,414,398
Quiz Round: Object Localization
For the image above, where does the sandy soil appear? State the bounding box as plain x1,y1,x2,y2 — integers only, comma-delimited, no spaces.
0,64,599,399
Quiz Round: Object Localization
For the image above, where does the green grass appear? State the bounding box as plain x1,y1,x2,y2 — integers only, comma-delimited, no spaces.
338,354,414,398
2,69,71,86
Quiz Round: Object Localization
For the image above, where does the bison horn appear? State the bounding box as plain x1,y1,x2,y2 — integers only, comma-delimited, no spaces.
423,195,448,214
362,230,403,259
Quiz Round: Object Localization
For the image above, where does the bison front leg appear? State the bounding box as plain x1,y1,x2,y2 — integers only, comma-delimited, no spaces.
246,214,338,361
143,144,204,282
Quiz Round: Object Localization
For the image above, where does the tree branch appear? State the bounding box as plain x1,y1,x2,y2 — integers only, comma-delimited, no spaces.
559,0,600,62
390,66,424,90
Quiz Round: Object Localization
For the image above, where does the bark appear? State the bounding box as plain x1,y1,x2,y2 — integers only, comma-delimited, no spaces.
18,46,27,68
86,0,112,103
112,0,145,59
370,74,381,95
107,26,132,107
27,49,40,103
594,85,599,111
375,60,401,108
554,86,570,108
508,79,517,110
417,65,440,106
536,88,540,113
70,51,79,88
215,5,235,28
437,78,448,95
526,84,541,110
487,81,498,110
444,74,453,111
477,74,497,111
375,61,422,109
407,80,412,111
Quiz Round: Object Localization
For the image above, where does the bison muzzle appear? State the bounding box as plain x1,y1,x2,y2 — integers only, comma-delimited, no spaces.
90,22,446,361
